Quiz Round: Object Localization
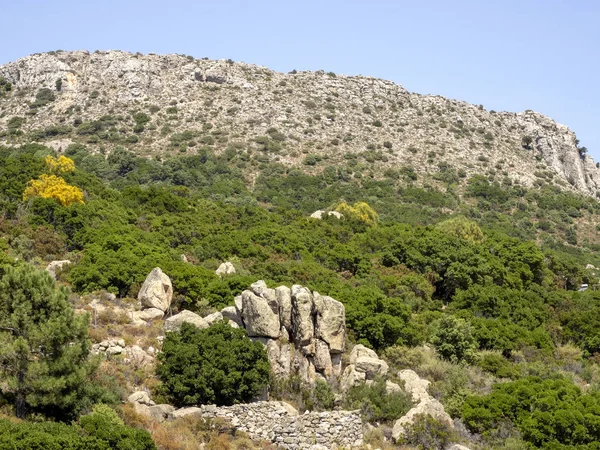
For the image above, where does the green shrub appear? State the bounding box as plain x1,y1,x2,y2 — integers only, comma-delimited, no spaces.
344,378,412,423
157,321,271,406
431,315,477,364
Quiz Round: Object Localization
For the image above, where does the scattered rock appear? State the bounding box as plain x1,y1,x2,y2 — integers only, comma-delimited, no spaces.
138,268,173,312
46,260,71,279
216,261,236,276
128,391,154,406
164,310,209,332
310,210,343,219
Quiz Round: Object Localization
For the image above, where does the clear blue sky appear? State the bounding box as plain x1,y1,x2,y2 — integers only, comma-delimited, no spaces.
2,0,599,159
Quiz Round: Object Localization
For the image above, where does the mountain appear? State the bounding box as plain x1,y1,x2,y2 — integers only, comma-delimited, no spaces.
1,49,599,198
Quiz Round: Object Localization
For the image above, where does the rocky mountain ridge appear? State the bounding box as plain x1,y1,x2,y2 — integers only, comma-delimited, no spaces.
1,49,599,198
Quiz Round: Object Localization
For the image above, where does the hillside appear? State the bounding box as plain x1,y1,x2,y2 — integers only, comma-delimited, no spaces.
2,50,600,450
1,50,599,197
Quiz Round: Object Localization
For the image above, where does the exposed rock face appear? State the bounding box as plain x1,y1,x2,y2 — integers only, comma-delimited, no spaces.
1,50,598,199
216,261,236,276
138,268,173,312
241,290,281,338
164,310,208,332
310,210,343,219
392,369,454,443
220,281,346,384
45,260,71,279
340,344,389,391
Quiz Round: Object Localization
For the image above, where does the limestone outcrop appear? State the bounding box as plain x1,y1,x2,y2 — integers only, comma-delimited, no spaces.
2,50,598,199
217,281,346,384
138,268,173,312
340,344,389,391
391,369,454,443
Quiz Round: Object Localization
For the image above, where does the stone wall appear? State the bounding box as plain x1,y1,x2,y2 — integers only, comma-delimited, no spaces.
172,402,363,449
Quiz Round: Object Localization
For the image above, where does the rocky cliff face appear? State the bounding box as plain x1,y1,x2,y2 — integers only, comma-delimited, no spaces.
1,50,598,197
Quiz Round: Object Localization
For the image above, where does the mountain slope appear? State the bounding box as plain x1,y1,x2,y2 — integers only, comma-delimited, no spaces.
0,49,599,197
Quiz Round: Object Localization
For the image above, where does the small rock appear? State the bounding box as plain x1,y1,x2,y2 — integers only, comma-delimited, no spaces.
216,261,236,276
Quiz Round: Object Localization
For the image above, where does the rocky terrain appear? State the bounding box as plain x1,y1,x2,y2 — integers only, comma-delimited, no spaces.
1,50,599,197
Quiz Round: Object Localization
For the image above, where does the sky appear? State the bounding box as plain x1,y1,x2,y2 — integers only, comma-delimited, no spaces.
1,0,599,159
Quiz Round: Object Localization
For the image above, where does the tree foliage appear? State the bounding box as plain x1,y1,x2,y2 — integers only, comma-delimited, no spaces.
0,264,95,420
157,321,271,407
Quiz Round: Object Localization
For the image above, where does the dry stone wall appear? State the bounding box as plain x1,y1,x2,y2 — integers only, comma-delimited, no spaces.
173,402,363,449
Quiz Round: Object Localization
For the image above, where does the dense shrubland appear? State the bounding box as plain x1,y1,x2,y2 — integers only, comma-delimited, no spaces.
1,142,600,448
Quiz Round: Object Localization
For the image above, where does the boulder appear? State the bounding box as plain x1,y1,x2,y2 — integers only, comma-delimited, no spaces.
105,345,123,355
349,344,378,364
172,407,203,419
340,365,366,391
313,339,333,377
392,398,453,442
310,210,343,219
241,290,280,338
275,286,292,331
124,345,154,367
138,268,173,312
265,339,291,377
215,261,236,276
250,279,269,296
449,446,472,450
355,356,389,378
314,294,345,353
221,306,243,327
134,404,174,423
386,380,402,395
204,311,223,325
398,369,431,403
291,285,314,346
132,308,164,322
164,310,209,332
46,260,71,280
128,391,154,406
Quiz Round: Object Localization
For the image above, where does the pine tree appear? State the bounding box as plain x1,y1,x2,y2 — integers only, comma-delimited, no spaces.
0,264,93,419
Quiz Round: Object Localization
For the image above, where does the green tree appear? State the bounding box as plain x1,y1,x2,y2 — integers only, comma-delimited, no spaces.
157,321,271,406
0,264,94,419
431,315,477,363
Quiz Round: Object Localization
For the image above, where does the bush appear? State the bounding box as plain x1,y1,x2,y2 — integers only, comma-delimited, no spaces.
431,315,477,364
344,378,412,423
400,413,458,450
157,321,271,406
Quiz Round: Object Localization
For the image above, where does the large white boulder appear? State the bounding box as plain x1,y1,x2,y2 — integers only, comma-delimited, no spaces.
291,285,314,346
215,261,236,276
314,293,346,353
138,268,173,312
164,310,209,332
241,290,280,338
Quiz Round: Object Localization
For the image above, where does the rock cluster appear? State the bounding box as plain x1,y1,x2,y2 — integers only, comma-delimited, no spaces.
237,281,346,383
92,339,155,367
340,344,389,391
128,395,363,449
391,369,454,442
